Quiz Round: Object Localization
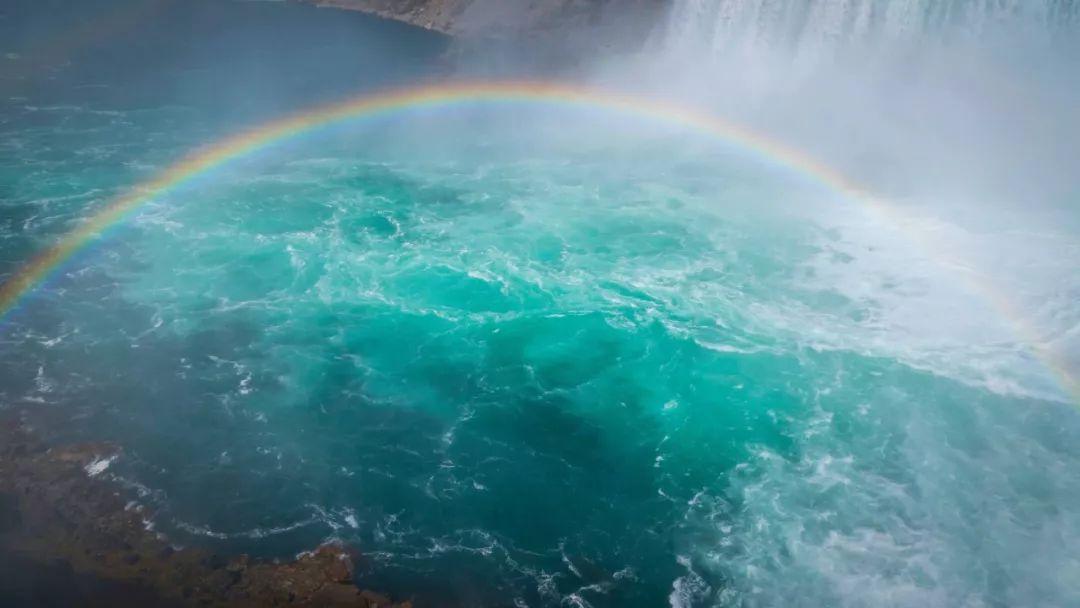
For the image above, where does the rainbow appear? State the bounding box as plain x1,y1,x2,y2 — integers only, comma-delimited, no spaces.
1,80,1075,403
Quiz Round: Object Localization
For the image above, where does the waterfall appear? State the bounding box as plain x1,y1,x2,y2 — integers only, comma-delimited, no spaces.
664,0,1079,61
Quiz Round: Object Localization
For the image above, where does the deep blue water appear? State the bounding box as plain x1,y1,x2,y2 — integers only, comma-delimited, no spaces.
2,2,1080,607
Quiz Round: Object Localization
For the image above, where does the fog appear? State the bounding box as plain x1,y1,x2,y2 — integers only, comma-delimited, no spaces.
3,0,1077,428
570,0,1080,401
2,2,1079,606
3,0,1077,477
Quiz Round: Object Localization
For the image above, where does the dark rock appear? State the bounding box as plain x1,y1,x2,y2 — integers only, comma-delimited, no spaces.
296,0,667,65
359,589,394,606
0,413,411,607
0,492,21,537
202,554,227,570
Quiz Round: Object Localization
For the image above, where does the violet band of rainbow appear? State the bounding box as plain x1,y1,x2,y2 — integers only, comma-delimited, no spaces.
2,80,1074,403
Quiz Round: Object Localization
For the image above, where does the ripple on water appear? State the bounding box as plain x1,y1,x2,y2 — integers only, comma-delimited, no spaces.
2,110,1079,607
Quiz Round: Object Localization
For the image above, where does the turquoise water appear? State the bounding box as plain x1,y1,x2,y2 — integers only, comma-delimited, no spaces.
3,2,1080,607
5,101,1080,606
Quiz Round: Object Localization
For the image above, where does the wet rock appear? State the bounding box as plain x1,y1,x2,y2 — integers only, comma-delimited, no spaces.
202,554,227,571
300,0,469,34
296,0,667,64
0,414,412,607
359,589,396,606
0,492,21,537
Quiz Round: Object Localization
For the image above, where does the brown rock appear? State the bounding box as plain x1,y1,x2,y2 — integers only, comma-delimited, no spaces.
0,414,412,607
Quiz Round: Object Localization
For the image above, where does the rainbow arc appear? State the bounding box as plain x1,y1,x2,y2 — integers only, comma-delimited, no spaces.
1,81,1074,403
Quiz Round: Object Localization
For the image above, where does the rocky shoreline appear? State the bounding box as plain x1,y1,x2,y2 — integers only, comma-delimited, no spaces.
297,0,666,63
300,0,467,34
0,415,410,607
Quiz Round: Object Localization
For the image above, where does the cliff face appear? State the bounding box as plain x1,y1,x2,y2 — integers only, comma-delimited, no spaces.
300,0,667,48
301,0,469,34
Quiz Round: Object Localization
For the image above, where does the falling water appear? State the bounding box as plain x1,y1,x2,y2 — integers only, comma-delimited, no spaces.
665,0,1079,61
2,1,1079,607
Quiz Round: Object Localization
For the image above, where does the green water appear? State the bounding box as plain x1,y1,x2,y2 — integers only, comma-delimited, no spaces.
2,1,1080,607
3,105,1078,606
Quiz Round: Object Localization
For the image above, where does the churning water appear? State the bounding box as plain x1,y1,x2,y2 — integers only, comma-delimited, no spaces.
2,1,1079,607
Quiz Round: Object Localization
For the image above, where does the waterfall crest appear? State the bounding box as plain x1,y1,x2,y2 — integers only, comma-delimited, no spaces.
664,0,1079,60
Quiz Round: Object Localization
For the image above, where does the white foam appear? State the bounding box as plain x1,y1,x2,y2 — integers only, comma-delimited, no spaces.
669,555,711,608
84,454,117,477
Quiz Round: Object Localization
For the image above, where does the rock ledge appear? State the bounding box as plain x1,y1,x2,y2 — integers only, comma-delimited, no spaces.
0,417,408,607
